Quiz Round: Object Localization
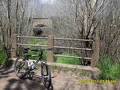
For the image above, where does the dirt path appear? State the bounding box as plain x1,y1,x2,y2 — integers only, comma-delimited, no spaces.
0,66,120,90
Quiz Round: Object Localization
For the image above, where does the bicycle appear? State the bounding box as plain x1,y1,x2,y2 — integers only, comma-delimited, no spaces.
14,48,53,90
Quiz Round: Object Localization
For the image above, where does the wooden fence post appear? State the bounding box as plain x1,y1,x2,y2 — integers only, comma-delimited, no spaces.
11,34,17,58
47,35,54,62
91,33,100,67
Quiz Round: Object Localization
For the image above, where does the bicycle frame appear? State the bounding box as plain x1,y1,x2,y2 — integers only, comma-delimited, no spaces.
23,50,46,70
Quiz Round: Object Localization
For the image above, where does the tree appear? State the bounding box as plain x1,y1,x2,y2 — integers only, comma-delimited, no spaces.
0,0,33,58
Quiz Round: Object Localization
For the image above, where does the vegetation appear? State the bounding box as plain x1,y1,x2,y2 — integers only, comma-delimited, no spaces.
27,38,47,44
28,50,47,60
56,52,82,65
0,43,7,65
98,56,120,80
21,38,48,60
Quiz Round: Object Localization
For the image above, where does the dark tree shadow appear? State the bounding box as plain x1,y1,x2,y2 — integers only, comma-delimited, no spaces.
4,78,46,90
0,59,53,90
1,59,14,69
0,66,14,79
0,66,47,90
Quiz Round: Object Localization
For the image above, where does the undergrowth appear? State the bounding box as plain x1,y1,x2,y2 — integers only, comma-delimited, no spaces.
0,42,7,65
98,55,120,80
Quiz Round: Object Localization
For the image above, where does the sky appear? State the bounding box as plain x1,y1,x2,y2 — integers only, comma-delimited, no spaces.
41,0,55,4
27,0,66,18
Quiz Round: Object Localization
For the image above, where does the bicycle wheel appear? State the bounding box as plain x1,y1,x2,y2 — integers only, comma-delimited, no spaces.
41,62,53,89
14,57,27,79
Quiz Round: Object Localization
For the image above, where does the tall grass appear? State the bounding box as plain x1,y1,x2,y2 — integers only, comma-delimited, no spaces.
98,55,120,80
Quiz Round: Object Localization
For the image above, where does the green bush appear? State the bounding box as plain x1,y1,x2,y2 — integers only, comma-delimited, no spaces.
98,55,120,80
56,52,82,65
0,48,7,65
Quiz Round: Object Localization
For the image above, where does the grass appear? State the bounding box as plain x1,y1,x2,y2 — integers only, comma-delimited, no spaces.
56,52,83,65
27,38,47,44
98,55,120,80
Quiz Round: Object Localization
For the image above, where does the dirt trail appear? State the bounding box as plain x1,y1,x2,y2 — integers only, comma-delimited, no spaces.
0,66,120,90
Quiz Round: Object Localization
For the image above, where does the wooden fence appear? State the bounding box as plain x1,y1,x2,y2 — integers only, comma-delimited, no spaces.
11,34,100,67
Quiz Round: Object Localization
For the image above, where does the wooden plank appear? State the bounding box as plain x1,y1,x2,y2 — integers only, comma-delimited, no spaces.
17,43,47,47
54,46,92,51
17,36,48,39
54,54,92,60
17,35,93,42
54,37,93,42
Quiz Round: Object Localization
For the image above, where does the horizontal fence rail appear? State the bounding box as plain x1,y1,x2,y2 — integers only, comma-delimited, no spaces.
54,46,92,51
17,35,93,42
54,37,94,42
17,43,47,47
54,54,92,60
17,35,48,39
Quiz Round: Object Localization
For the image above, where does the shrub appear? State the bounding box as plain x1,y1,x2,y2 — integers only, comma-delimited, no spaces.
56,52,82,65
0,47,7,65
109,63,120,79
98,55,120,80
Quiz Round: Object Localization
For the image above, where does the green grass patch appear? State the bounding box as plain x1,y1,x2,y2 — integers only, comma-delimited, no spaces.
56,52,83,65
98,55,120,80
27,38,47,44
